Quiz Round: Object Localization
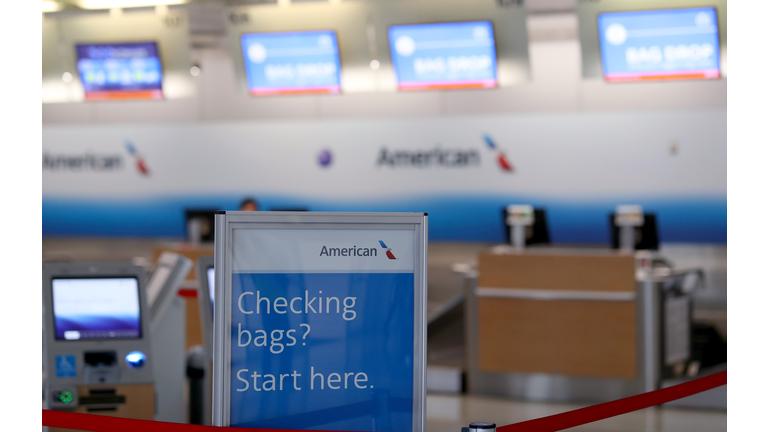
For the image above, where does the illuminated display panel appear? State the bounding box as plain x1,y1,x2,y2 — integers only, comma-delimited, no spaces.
241,30,342,96
598,7,721,82
52,277,142,341
388,21,498,91
207,266,215,317
75,42,163,100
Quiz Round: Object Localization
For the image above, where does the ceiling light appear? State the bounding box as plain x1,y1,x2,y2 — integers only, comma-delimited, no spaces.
42,1,62,12
78,0,187,10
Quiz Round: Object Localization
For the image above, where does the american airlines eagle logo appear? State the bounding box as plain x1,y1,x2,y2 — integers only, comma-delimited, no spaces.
378,241,397,260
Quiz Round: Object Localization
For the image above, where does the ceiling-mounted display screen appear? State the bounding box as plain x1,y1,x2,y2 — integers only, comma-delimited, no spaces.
598,7,720,82
388,21,498,91
52,277,142,341
241,31,342,96
75,42,163,100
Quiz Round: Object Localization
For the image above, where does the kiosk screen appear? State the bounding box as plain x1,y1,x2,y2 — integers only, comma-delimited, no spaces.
207,266,215,316
52,277,142,340
598,7,721,82
388,21,498,91
240,30,342,95
75,41,164,100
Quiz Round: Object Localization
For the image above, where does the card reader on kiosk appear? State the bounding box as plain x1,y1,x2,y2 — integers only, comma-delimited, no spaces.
43,262,155,428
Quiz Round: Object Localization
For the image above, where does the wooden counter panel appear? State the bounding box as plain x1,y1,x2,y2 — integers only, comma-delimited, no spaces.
478,298,637,379
478,253,635,292
186,296,204,350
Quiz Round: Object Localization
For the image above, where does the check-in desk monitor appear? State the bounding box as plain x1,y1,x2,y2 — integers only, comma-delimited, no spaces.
185,209,218,243
502,207,550,246
43,263,154,421
609,212,659,251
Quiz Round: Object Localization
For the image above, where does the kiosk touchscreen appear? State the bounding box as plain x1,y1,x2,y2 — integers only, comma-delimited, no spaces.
43,263,154,423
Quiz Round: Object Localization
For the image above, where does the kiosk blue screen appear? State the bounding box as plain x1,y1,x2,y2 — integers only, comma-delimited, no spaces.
241,31,342,95
388,21,497,91
52,277,142,340
598,7,720,82
75,42,163,100
229,273,414,431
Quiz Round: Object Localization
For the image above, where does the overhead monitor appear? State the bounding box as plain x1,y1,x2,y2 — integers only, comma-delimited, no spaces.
598,7,721,82
52,277,142,341
388,21,498,91
240,31,342,96
75,41,164,100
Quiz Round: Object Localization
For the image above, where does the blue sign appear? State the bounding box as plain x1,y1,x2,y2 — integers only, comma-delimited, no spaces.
230,273,414,430
241,31,342,96
55,355,77,378
388,21,498,91
75,42,163,100
598,7,721,82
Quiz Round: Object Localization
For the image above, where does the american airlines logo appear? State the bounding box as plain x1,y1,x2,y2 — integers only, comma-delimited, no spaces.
42,140,151,176
319,240,397,260
376,147,480,168
378,241,397,260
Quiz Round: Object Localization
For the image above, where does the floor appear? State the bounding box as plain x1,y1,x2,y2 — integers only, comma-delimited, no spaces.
425,393,727,432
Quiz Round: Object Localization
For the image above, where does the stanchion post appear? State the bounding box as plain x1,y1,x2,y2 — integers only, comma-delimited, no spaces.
462,421,497,432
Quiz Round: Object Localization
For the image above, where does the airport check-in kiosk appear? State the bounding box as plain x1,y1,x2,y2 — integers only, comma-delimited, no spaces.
461,248,703,403
194,255,215,425
146,252,193,423
43,263,155,430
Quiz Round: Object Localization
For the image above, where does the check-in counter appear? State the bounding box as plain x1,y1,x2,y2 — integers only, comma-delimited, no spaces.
463,247,701,403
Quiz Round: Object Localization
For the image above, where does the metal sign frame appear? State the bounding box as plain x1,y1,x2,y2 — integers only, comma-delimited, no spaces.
212,211,428,431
